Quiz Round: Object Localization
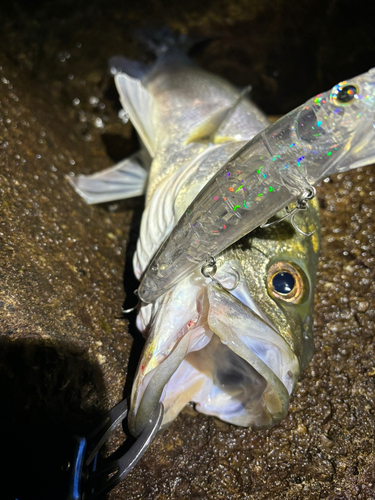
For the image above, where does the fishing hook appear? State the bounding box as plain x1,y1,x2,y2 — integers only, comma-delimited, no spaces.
260,186,316,237
122,289,140,314
201,256,241,292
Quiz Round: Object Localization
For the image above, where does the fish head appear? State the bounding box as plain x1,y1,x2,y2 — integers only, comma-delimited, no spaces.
224,196,321,374
129,198,321,436
297,68,375,174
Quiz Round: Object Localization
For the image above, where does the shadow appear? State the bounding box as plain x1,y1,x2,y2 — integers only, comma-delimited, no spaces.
0,336,107,500
101,130,139,164
103,80,124,116
120,195,146,401
244,217,296,244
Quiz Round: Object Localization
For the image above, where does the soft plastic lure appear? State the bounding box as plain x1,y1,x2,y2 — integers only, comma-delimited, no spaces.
138,69,375,303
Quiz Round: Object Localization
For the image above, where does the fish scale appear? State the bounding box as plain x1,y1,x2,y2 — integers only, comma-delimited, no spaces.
145,62,269,202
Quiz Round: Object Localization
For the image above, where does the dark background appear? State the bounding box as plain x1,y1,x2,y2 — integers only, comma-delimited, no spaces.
1,0,375,116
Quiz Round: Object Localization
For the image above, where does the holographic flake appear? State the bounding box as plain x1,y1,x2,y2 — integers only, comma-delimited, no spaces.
138,68,375,303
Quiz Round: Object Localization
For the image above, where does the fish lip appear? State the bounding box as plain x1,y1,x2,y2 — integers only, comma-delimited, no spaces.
206,283,299,419
129,272,300,436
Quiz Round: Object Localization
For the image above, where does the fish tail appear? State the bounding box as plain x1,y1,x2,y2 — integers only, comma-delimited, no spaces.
133,26,207,57
109,28,212,79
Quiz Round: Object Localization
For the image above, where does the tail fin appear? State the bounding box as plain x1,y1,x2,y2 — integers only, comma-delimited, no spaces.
109,56,151,79
109,28,205,79
133,27,204,56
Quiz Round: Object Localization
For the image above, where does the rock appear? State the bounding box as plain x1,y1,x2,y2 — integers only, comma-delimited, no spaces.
0,51,137,498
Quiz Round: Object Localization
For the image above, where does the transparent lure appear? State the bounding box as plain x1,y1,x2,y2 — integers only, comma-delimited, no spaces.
138,69,375,303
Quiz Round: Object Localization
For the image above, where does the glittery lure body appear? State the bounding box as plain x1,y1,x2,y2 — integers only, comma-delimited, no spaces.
139,69,375,304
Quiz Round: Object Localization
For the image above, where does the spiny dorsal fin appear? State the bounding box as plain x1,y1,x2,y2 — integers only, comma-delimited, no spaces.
115,73,156,157
67,150,150,204
185,107,232,144
185,85,252,145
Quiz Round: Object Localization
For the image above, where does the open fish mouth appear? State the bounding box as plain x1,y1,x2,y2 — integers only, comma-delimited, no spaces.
129,261,300,436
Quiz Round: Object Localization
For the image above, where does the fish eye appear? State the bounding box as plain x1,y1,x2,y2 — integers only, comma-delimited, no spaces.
330,83,358,105
267,262,306,304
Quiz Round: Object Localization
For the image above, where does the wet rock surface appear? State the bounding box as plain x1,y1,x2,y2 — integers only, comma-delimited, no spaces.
0,50,135,499
0,1,374,499
117,169,375,500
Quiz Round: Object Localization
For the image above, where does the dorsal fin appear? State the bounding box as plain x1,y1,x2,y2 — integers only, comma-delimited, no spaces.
185,85,252,145
185,106,233,144
115,73,156,157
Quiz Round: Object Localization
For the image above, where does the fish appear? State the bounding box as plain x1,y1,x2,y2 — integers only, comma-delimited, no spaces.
67,46,369,437
130,205,320,435
138,68,375,303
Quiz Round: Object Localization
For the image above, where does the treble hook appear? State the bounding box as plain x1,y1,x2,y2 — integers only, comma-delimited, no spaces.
260,186,316,237
201,256,241,292
121,289,140,314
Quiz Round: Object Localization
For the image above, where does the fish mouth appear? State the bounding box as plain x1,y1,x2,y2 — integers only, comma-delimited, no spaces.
129,262,300,436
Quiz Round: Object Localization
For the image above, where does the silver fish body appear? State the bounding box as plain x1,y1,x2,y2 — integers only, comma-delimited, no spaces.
117,54,321,436
141,55,269,201
68,50,322,436
131,55,269,280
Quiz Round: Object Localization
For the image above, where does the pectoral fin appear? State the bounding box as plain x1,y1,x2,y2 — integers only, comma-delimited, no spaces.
115,73,156,157
67,150,149,204
185,85,252,145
